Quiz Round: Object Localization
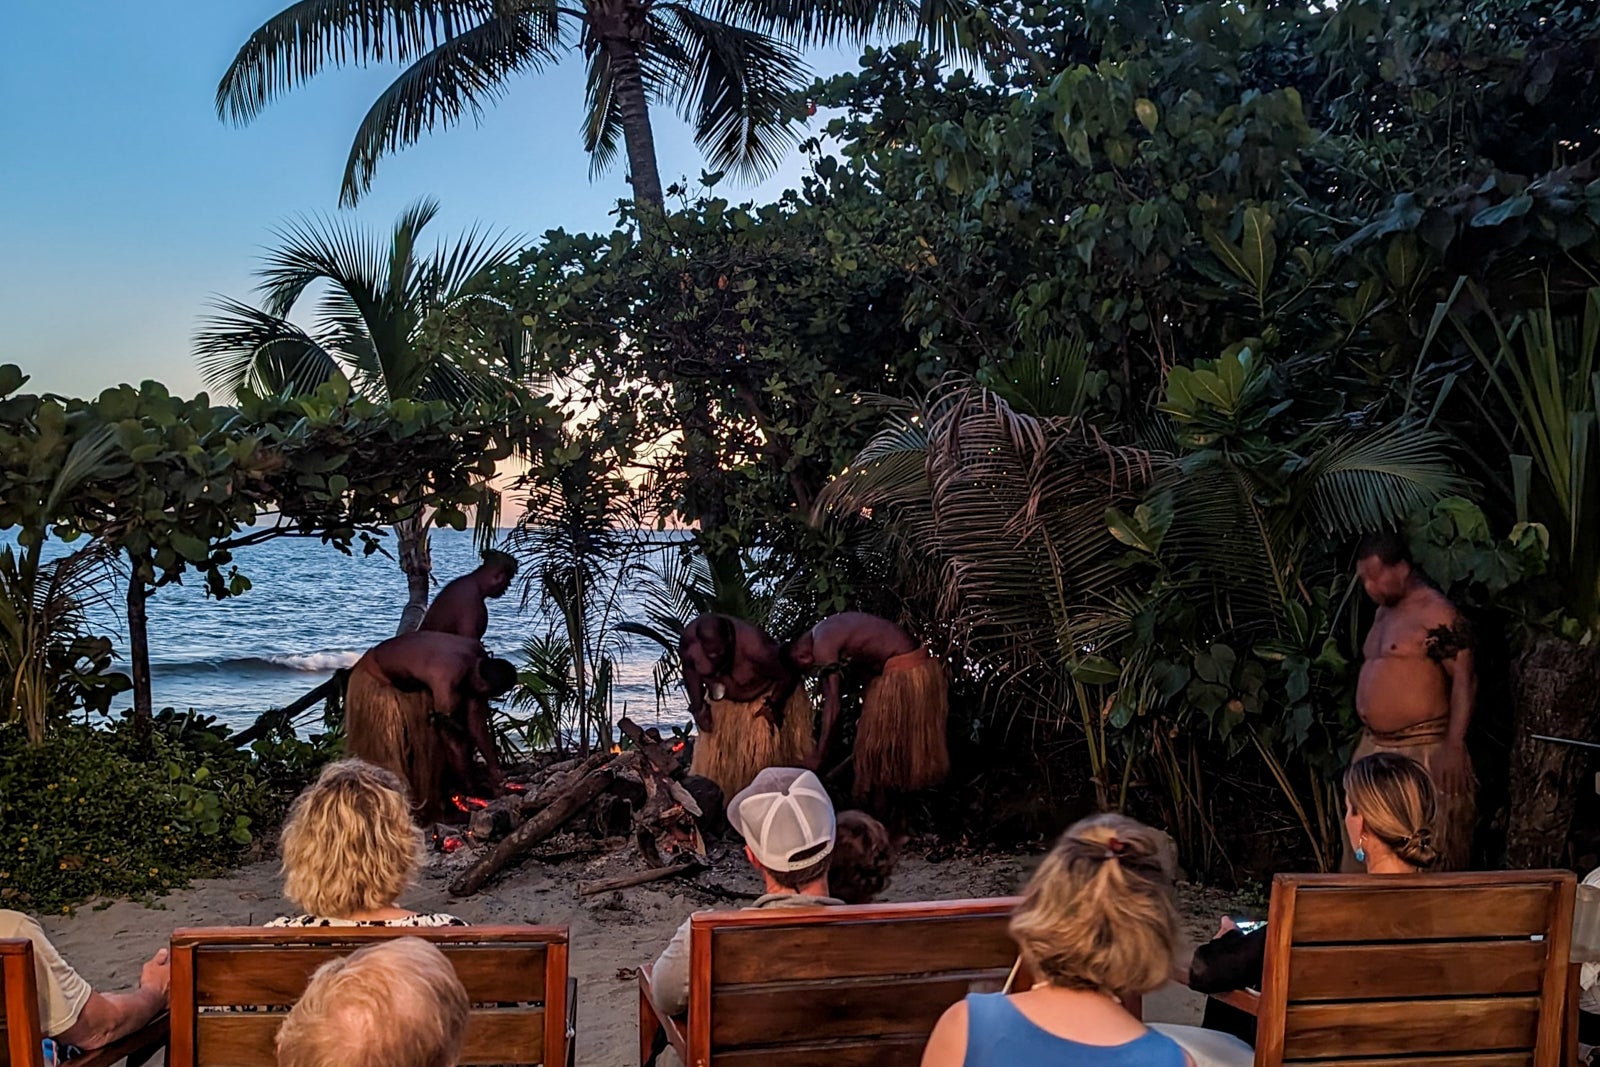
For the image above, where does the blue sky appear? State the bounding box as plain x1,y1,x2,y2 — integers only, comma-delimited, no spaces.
1,2,849,398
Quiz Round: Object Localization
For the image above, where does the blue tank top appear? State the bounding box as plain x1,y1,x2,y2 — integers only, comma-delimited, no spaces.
961,993,1188,1067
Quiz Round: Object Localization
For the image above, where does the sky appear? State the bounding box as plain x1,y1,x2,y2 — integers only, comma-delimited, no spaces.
0,2,852,398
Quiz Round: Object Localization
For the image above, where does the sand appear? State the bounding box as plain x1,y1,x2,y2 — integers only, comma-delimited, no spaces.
36,837,1231,1066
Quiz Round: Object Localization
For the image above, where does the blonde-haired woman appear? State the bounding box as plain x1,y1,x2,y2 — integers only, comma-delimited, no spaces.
922,814,1189,1067
1186,751,1439,1051
269,760,464,928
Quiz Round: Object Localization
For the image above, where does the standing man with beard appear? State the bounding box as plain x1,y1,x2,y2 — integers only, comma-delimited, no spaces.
1347,531,1477,871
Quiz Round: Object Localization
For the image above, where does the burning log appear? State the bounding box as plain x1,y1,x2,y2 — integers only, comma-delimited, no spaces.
450,753,635,896
467,793,525,841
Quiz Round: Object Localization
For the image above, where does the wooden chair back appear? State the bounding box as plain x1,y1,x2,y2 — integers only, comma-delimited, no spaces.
1,940,45,1067
168,926,573,1067
1254,871,1576,1067
2,938,167,1067
665,897,1022,1067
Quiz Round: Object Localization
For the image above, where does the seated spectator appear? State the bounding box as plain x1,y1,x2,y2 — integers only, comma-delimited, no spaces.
0,909,168,1055
1575,866,1600,1062
270,760,465,927
831,809,897,905
275,937,468,1067
922,814,1190,1067
1188,751,1439,1046
649,767,842,1023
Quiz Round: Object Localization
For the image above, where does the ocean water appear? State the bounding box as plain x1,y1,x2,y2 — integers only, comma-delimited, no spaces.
18,529,687,733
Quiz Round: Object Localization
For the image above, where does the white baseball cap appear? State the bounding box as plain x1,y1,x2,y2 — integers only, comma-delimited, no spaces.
728,767,836,872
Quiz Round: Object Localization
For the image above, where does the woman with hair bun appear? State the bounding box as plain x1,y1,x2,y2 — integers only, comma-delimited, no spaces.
921,813,1191,1067
1187,751,1439,1047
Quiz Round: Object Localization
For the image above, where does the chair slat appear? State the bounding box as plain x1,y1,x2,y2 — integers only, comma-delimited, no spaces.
194,945,548,1005
1291,885,1554,943
1283,1056,1535,1067
712,1035,927,1067
196,1008,545,1064
710,916,1018,985
1282,996,1541,1058
1286,941,1549,1001
711,969,1010,1049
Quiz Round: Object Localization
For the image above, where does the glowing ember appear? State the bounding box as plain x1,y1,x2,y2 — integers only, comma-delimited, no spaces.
609,744,623,754
503,782,528,793
670,741,686,754
440,835,466,853
450,794,490,812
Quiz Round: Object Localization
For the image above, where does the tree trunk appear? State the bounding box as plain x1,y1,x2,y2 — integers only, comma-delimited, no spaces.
394,514,433,635
126,568,153,729
1504,633,1600,867
605,39,665,210
680,387,729,553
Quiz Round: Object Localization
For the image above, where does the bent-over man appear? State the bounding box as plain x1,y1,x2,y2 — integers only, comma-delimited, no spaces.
786,612,951,806
345,631,517,822
418,549,518,640
0,909,169,1056
1347,531,1477,871
679,613,812,799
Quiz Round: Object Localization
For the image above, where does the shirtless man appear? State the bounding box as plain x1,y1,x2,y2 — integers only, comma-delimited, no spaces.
786,612,950,804
346,631,518,820
678,614,799,732
1347,531,1477,871
418,550,518,640
678,614,810,799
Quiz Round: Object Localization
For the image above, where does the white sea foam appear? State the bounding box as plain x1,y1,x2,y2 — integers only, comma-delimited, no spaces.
265,651,363,672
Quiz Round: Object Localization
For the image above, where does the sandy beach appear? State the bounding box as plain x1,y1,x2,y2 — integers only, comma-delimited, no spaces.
36,835,1231,1067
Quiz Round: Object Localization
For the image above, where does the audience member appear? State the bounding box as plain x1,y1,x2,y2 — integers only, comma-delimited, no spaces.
0,909,168,1055
648,767,841,1062
275,937,469,1067
921,814,1190,1067
1188,751,1439,1046
830,809,897,904
270,760,465,927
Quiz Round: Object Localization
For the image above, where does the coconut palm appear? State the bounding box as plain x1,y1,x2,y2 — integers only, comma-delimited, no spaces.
215,0,980,208
194,198,524,633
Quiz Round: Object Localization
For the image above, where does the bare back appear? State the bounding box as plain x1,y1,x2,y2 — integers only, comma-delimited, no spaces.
810,612,919,673
1357,585,1459,735
418,575,490,639
364,631,485,712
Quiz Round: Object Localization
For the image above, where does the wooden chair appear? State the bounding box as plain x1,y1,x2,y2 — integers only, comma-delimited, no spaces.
1,938,167,1067
637,897,1023,1067
1181,871,1577,1067
168,926,575,1067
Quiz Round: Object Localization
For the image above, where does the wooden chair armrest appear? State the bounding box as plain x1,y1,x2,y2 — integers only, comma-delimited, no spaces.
637,964,687,1067
1212,989,1261,1016
1169,960,1260,1017
71,1012,169,1067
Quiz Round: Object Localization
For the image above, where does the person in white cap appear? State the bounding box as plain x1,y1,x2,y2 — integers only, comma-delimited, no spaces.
648,767,843,1026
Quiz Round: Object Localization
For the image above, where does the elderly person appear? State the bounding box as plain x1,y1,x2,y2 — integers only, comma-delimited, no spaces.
269,760,464,927
275,938,469,1067
0,910,168,1055
922,813,1189,1067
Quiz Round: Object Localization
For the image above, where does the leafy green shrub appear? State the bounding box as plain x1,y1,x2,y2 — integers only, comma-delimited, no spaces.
0,713,336,911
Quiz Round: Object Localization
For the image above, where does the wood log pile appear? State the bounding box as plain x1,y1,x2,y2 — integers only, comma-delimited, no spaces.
447,719,721,898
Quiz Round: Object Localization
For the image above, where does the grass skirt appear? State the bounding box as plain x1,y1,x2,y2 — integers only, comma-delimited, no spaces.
855,648,951,800
345,664,440,821
691,687,816,801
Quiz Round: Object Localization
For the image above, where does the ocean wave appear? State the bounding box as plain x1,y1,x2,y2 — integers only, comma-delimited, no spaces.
151,651,363,675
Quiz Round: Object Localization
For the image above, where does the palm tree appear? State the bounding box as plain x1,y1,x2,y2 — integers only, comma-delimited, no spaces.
194,198,524,632
215,0,979,208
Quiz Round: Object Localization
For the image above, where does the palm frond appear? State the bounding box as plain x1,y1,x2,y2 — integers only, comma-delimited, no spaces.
257,211,390,320
707,0,982,59
340,10,565,205
580,46,626,178
195,298,347,400
217,0,503,125
1302,425,1464,537
655,5,809,178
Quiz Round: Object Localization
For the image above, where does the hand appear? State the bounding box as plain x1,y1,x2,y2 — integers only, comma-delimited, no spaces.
1431,739,1471,795
1214,916,1238,940
755,696,784,731
140,948,171,999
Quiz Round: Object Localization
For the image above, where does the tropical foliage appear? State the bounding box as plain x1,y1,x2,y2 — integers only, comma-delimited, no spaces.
195,200,537,632
216,0,980,207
